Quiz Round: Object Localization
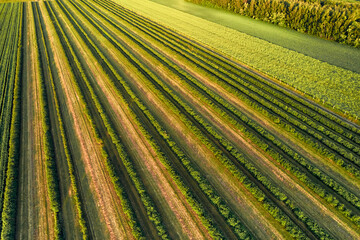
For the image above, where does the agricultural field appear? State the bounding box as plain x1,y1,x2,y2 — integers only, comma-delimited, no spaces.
0,0,360,239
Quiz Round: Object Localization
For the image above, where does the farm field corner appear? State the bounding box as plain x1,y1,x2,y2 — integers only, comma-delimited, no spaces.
0,0,360,239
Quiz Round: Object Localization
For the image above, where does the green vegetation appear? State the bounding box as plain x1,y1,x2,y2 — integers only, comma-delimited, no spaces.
186,0,360,47
0,3,23,239
0,0,359,239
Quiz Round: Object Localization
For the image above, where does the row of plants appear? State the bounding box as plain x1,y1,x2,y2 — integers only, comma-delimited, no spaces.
35,2,89,239
0,4,18,216
33,3,63,239
109,0,360,178
37,3,89,240
81,2,331,238
0,3,23,239
0,4,13,69
102,1,360,222
48,1,169,238
106,0,360,144
73,1,254,238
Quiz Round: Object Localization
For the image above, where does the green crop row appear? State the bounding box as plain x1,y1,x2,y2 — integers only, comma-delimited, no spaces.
107,5,359,226
0,4,14,69
0,4,19,217
82,2,331,238
0,3,23,239
0,3,20,195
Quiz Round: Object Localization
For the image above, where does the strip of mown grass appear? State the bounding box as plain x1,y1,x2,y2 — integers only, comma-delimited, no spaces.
0,3,23,239
90,0,360,228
